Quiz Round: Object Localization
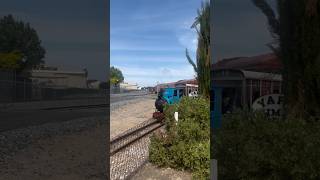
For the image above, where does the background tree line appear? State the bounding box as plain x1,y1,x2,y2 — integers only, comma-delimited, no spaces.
110,66,124,86
0,15,45,72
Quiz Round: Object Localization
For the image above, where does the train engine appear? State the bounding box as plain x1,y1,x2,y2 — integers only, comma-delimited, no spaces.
153,88,185,120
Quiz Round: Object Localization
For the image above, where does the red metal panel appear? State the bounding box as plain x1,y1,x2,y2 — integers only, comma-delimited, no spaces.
212,53,282,73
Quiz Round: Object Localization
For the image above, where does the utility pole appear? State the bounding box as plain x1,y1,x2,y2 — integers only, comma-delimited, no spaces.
210,1,219,180
210,0,214,65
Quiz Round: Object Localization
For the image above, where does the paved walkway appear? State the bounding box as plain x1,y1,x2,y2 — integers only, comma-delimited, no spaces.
132,163,192,180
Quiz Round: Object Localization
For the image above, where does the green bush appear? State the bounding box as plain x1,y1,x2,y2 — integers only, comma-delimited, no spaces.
149,97,210,179
211,110,320,180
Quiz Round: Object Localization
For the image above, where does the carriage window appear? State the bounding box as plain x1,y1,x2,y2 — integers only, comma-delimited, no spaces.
273,81,280,94
179,90,183,97
174,90,177,96
261,80,272,96
246,80,252,106
252,80,260,102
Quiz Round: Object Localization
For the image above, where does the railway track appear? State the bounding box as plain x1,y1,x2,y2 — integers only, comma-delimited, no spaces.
110,118,164,180
41,103,108,110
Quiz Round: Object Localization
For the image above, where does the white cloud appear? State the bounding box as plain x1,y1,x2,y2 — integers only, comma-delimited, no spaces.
110,55,188,64
177,31,198,53
110,42,182,52
114,65,195,86
181,17,196,29
176,17,198,53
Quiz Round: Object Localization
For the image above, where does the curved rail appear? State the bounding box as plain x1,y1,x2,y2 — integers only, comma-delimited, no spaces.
110,118,164,154
110,118,164,180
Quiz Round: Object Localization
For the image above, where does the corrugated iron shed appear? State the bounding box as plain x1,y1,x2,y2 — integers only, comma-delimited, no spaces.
212,53,282,73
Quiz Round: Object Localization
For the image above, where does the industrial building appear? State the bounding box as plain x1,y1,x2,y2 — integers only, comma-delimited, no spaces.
120,82,140,90
30,66,88,89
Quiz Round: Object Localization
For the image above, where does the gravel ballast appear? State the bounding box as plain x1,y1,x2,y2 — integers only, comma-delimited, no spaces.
0,116,108,180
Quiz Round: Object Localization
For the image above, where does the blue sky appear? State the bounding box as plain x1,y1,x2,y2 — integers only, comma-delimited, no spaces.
0,0,108,81
213,0,275,61
1,0,275,85
111,0,203,87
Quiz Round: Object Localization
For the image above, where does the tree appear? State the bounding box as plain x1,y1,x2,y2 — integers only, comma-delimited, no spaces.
186,1,211,98
0,51,22,70
110,66,124,85
0,15,45,71
251,0,320,119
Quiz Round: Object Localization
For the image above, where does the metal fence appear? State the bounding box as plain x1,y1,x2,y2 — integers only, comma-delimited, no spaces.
111,85,121,94
110,85,142,94
0,79,108,103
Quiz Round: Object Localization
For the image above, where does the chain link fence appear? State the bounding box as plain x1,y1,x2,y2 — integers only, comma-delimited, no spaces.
0,79,108,103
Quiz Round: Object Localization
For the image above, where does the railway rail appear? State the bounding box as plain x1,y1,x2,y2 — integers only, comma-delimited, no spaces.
42,103,108,110
110,118,164,180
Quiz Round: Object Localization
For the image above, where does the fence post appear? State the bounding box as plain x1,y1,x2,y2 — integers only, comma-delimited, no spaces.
24,79,26,101
211,159,218,180
14,71,16,102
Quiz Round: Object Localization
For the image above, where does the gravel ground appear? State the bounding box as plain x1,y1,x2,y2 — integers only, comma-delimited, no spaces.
0,116,107,180
110,95,191,180
0,93,189,180
110,135,150,180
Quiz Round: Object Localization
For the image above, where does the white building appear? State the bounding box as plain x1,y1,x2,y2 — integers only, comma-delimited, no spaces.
87,80,101,89
155,79,198,94
120,82,139,90
30,67,88,88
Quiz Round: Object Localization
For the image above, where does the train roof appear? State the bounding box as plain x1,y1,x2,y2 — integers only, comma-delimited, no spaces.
212,69,282,81
212,53,282,73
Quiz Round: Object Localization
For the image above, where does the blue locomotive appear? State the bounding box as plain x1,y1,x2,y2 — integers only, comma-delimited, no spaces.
155,87,185,112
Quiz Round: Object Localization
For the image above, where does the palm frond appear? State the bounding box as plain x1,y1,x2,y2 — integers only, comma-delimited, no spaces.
251,0,280,38
186,48,198,73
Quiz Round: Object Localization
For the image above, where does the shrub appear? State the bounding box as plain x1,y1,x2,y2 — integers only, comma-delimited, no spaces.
211,110,320,180
149,97,210,179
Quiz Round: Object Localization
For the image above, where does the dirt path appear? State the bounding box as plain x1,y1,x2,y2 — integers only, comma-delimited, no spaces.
132,163,192,180
110,96,156,138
